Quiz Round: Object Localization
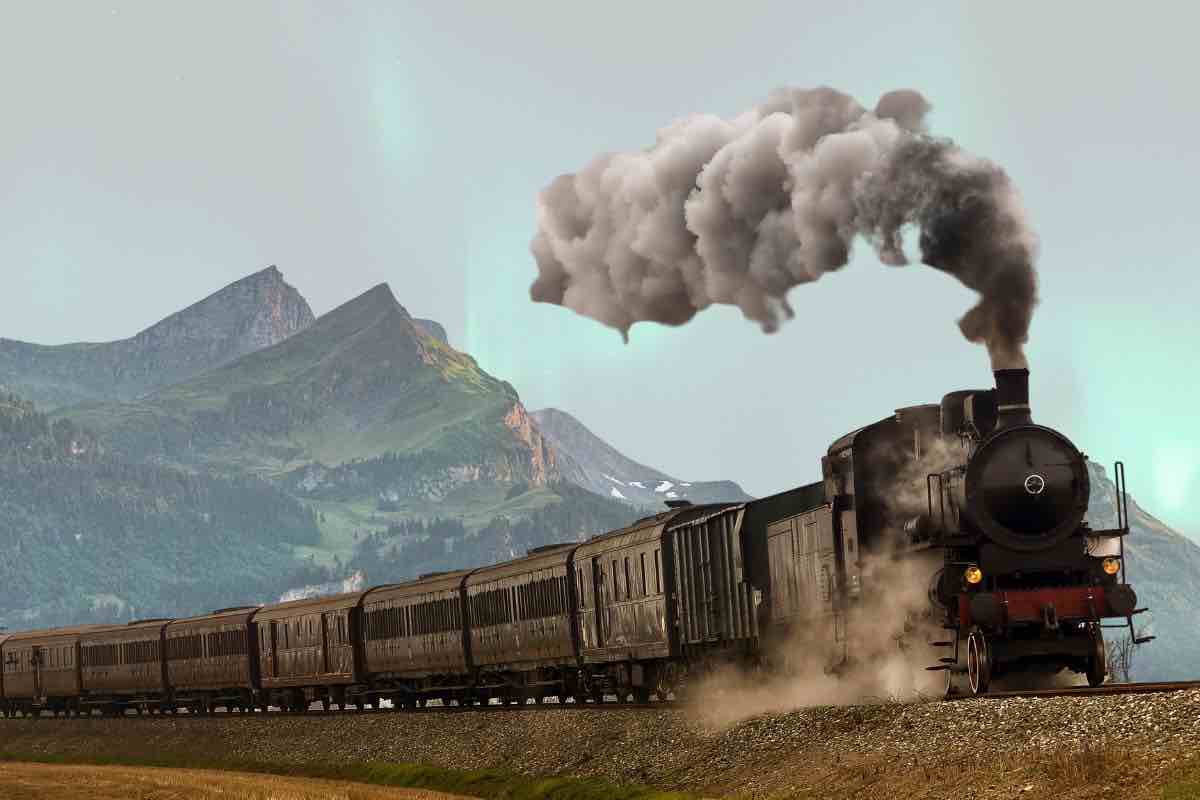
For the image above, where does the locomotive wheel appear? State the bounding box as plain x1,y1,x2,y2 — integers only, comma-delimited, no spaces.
966,627,992,696
1086,628,1107,687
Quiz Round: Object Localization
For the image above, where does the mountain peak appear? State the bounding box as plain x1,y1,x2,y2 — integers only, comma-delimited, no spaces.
530,407,753,508
0,266,316,409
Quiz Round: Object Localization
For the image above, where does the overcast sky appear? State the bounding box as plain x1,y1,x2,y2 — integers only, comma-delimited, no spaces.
2,2,1197,538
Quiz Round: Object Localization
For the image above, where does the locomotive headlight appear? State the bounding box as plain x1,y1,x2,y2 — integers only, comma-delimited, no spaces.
964,565,984,585
1102,557,1121,576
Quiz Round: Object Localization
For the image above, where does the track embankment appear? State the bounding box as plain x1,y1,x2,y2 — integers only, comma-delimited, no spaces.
3,689,1200,799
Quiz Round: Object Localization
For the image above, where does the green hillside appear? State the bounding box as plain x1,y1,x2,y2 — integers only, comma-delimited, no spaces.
0,392,326,630
64,284,531,477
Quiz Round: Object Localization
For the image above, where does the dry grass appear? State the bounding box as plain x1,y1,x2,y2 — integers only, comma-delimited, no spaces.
0,762,471,800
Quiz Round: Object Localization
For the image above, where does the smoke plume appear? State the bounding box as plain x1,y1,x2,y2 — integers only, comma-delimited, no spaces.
530,87,1038,368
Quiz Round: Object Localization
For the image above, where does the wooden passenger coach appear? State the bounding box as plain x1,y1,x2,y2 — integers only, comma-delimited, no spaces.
361,570,472,707
1,626,103,717
165,606,260,713
80,620,172,714
254,591,364,711
466,545,577,702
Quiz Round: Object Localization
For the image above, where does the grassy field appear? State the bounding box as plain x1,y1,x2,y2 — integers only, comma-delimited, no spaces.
0,753,692,800
0,762,470,800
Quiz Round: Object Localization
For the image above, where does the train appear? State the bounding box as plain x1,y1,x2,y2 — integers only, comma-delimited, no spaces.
0,368,1147,716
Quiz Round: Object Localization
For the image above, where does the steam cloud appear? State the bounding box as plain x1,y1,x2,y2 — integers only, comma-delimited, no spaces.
530,87,1038,368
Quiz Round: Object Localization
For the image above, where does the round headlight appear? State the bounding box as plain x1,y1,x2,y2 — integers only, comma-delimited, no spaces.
964,565,984,585
1102,557,1121,576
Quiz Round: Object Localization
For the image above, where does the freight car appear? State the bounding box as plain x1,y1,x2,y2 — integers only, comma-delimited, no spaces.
0,368,1146,716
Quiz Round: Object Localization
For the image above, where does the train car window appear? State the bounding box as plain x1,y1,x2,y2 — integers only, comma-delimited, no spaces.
639,553,647,598
655,550,662,594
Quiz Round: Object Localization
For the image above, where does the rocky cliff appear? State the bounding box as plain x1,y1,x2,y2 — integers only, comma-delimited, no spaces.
0,266,314,409
413,318,448,345
531,407,752,508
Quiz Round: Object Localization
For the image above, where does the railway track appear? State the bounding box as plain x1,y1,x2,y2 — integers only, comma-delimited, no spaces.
3,697,679,721
959,680,1200,701
10,681,1200,721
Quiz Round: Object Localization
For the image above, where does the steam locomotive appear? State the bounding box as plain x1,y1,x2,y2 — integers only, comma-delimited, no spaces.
0,369,1145,716
917,368,1148,694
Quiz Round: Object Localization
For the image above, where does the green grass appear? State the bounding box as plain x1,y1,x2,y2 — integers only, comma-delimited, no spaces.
1162,766,1200,800
0,751,692,800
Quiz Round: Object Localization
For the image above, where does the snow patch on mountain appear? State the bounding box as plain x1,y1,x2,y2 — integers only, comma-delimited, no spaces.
529,408,753,510
610,487,626,499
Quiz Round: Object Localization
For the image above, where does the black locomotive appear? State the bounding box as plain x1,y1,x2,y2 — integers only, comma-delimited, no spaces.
0,369,1145,716
920,368,1147,694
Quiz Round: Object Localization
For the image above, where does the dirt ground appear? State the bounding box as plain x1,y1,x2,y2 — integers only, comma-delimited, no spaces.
0,762,472,800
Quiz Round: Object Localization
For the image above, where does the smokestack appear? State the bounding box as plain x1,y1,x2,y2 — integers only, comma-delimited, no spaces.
993,368,1031,427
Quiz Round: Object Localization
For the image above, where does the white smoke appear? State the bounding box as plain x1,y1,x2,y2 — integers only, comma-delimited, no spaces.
531,87,1038,368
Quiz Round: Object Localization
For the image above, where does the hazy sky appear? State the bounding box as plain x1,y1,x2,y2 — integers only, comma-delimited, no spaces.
2,2,1197,538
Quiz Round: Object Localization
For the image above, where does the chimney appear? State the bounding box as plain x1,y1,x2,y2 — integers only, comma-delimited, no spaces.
993,368,1031,428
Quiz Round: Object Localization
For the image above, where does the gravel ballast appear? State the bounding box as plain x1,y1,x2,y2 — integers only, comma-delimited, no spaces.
3,691,1200,799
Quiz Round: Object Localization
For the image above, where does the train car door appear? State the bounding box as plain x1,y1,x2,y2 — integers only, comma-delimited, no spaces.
594,559,609,648
33,646,46,702
264,622,279,680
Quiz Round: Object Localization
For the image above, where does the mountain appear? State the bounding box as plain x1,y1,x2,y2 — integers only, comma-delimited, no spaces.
0,266,314,410
531,407,752,508
53,283,577,570
0,390,326,630
65,283,555,480
1085,461,1200,681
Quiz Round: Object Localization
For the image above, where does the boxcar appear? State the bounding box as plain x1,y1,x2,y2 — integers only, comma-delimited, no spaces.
80,619,173,714
666,503,760,655
1,626,102,717
165,606,261,714
254,591,364,711
466,544,577,703
361,571,472,707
